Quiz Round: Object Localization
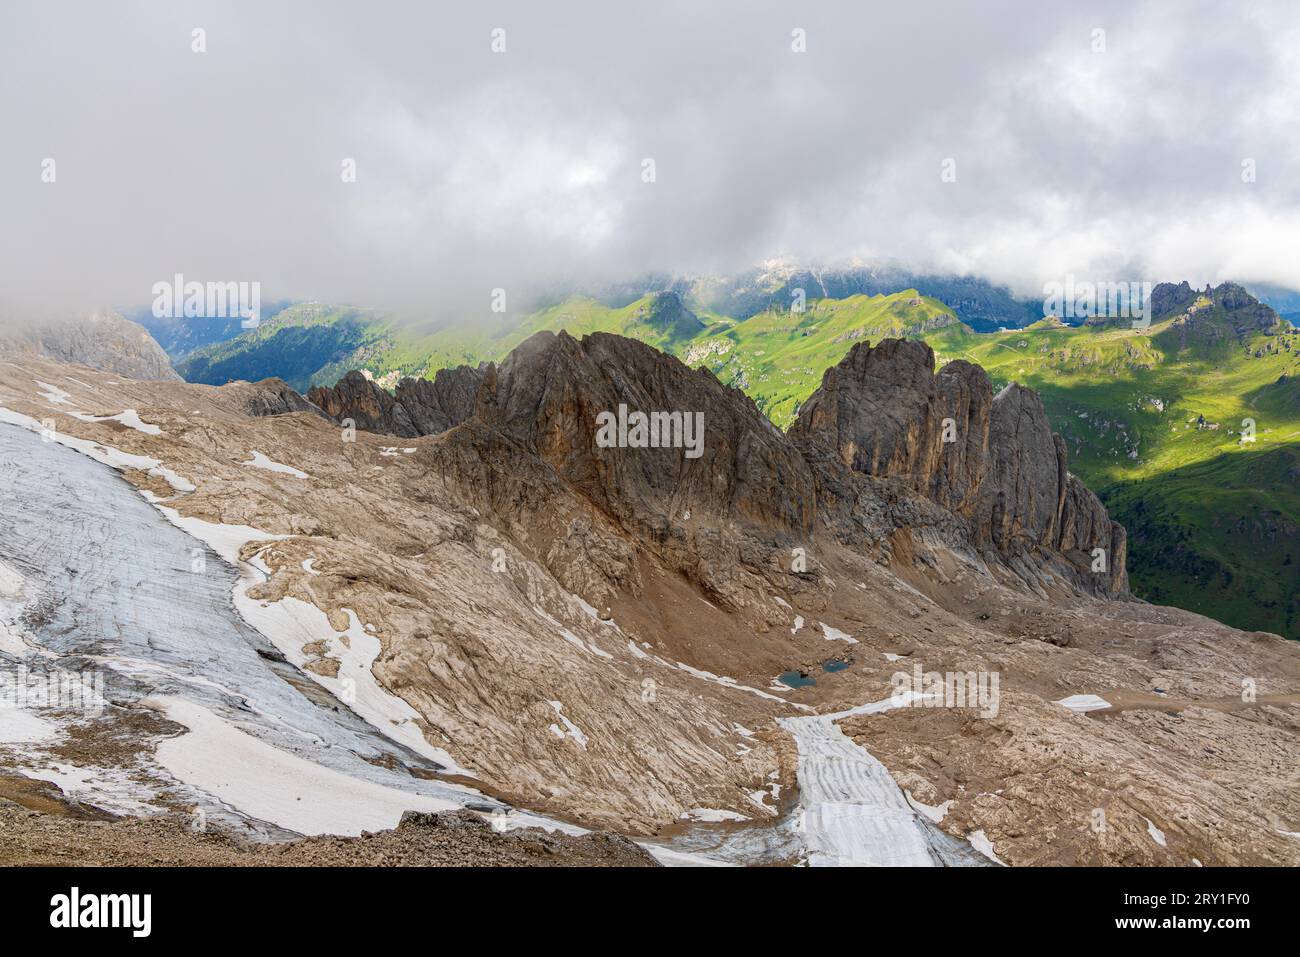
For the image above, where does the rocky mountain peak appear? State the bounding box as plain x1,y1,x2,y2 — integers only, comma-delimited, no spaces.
1151,280,1281,343
790,338,1126,594
17,311,182,381
475,330,815,537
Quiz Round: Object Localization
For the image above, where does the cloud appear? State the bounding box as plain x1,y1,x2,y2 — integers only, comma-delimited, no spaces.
1,0,1298,328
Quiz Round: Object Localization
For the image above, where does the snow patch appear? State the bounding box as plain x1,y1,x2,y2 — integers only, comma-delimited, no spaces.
236,580,470,776
35,381,71,404
676,660,811,709
0,709,59,744
1056,694,1111,714
681,807,747,823
0,408,193,492
241,450,309,479
546,700,588,749
150,697,462,836
821,622,858,644
68,408,163,435
905,791,954,824
17,762,157,815
967,829,1005,865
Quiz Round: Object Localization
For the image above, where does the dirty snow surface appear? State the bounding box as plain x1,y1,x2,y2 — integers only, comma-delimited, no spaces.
0,422,505,836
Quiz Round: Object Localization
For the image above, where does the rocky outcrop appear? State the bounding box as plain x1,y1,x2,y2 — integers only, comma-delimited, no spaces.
789,339,1127,594
788,338,991,514
395,366,484,434
1150,281,1282,345
476,331,816,537
1149,280,1198,319
241,378,331,419
307,366,483,437
23,311,181,381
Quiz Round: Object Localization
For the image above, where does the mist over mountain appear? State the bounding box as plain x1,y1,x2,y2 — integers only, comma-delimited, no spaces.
5,1,1300,325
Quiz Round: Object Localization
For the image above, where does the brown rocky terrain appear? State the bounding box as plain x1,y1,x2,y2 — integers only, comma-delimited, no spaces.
0,328,1297,866
0,785,655,866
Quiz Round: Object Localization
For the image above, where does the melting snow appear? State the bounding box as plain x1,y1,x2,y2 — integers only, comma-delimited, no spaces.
17,762,157,815
236,579,471,775
967,829,1005,865
0,407,193,492
906,792,954,823
534,607,612,659
0,709,59,744
546,700,588,749
150,697,463,836
676,660,811,709
35,381,71,404
241,450,309,479
68,408,163,435
1056,694,1111,714
821,623,858,644
681,807,747,823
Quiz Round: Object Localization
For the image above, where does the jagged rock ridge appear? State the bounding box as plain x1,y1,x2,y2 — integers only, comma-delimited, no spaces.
308,366,483,437
312,330,1128,597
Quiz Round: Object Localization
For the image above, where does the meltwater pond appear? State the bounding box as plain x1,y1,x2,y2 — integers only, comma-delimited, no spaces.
778,658,852,688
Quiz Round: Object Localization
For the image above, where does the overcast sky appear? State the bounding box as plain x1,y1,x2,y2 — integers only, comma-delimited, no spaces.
2,0,1299,324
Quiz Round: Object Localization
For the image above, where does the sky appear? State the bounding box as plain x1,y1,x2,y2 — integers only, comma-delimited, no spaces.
2,0,1299,325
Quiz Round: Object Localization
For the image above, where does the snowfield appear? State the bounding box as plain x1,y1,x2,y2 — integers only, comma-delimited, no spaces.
779,692,937,866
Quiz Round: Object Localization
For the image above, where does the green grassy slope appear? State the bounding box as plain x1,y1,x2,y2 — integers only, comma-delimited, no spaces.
921,290,1300,638
677,291,960,425
177,303,502,391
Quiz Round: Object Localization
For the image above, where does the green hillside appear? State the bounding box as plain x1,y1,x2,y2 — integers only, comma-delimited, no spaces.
677,290,960,424
177,303,497,391
498,292,709,353
922,285,1300,639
